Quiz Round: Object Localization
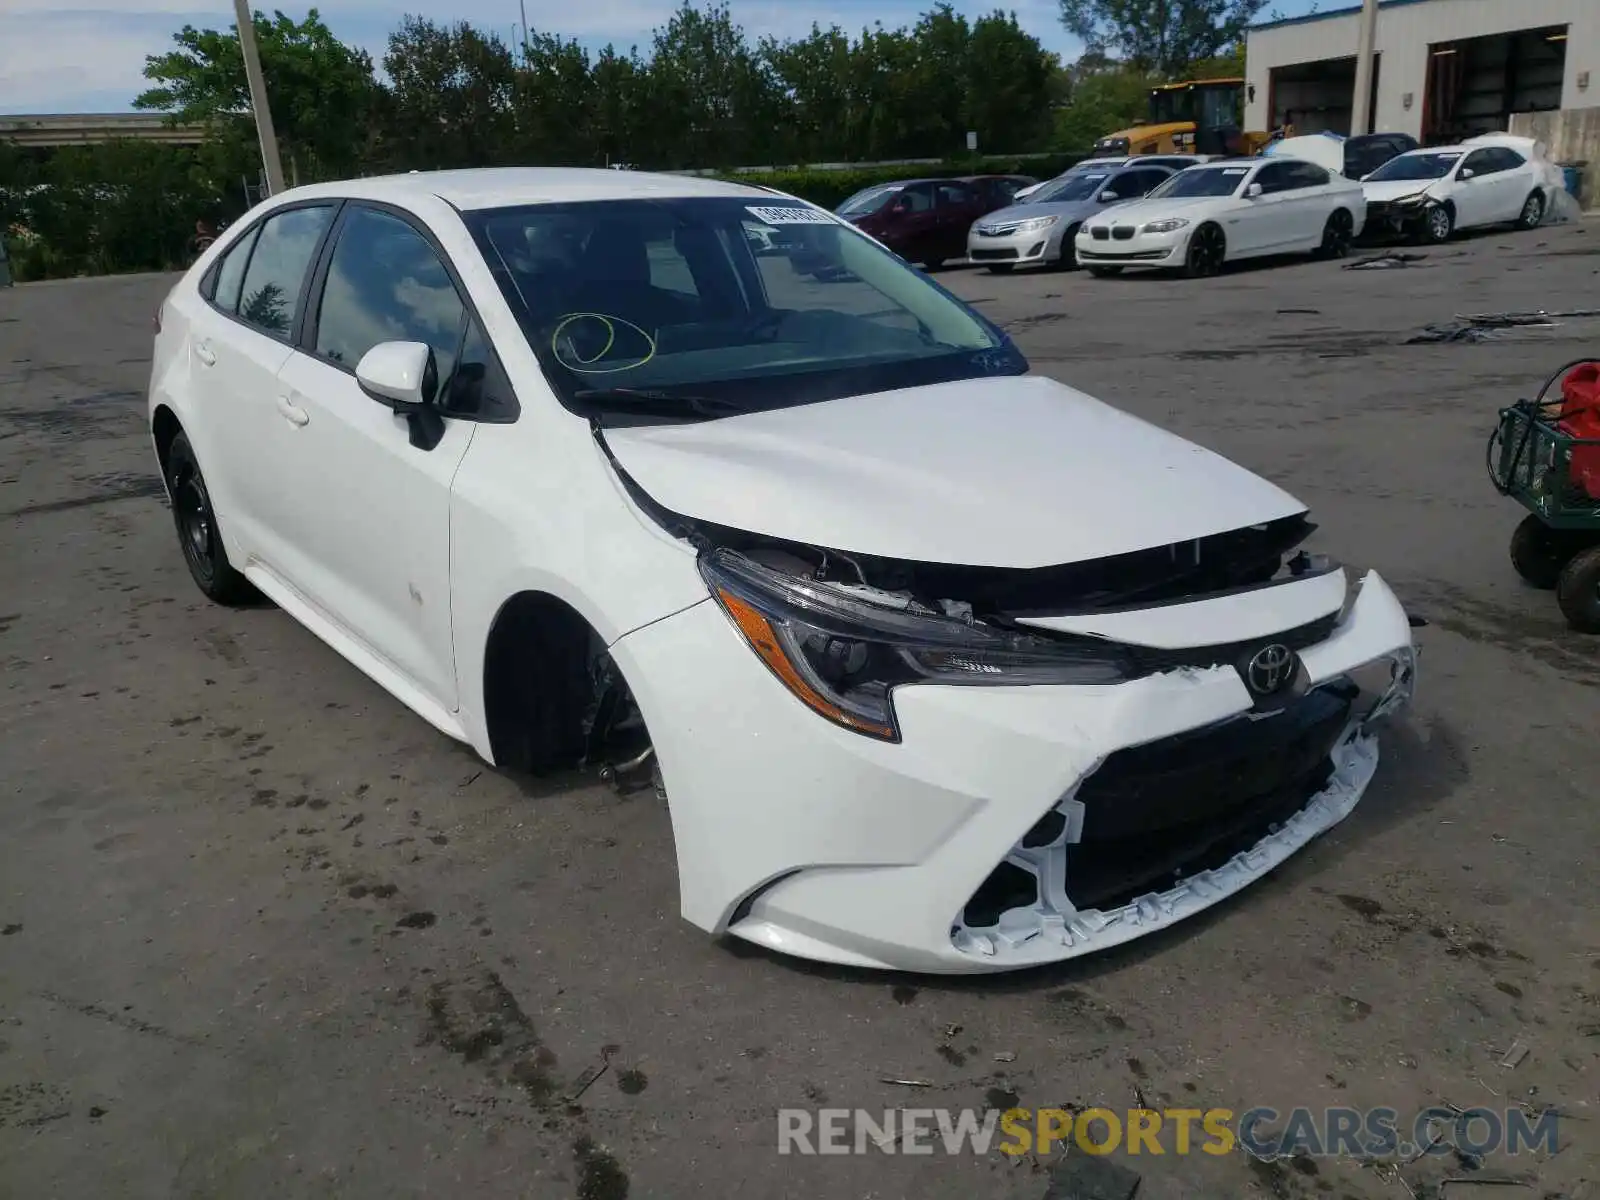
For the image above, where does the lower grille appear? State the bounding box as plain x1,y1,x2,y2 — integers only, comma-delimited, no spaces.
970,247,1019,261
959,683,1356,928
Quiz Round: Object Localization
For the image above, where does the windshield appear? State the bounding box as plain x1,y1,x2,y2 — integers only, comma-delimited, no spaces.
837,185,901,216
1147,166,1248,199
467,197,1023,422
1366,151,1462,181
1028,173,1111,204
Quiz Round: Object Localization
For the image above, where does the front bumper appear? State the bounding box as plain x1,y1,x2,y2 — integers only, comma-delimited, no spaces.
1076,226,1188,269
967,223,1068,266
611,571,1416,974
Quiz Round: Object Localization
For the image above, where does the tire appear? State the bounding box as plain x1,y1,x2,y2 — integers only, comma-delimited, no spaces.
1057,225,1081,270
1557,546,1600,633
985,263,1014,274
1317,209,1354,259
1087,265,1123,278
1183,223,1226,278
166,431,256,605
1509,514,1582,590
1516,190,1545,230
1419,203,1454,244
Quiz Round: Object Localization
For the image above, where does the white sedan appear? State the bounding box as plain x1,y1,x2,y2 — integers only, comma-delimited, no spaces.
1361,137,1557,243
149,167,1415,973
1075,157,1368,278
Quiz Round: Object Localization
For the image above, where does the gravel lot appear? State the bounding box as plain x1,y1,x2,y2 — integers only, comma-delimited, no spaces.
3,223,1598,1200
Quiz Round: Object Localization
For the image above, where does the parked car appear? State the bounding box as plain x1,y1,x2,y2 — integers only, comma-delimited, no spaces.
1075,157,1367,278
834,177,997,269
149,167,1416,973
967,163,1176,272
1013,155,1198,201
1360,137,1556,243
1264,132,1419,180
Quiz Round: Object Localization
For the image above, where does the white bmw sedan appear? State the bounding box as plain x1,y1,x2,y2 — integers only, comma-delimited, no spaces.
150,168,1415,973
1075,157,1368,278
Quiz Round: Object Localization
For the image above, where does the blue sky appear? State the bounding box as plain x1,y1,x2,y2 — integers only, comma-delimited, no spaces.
1,0,1327,115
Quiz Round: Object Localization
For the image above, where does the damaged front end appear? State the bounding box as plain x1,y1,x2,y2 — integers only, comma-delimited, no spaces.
666,513,1416,969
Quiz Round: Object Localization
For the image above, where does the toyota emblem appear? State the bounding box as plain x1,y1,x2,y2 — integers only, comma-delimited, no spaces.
1244,643,1296,696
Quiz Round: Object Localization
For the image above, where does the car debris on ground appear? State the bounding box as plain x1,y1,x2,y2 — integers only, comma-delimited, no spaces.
1346,251,1429,270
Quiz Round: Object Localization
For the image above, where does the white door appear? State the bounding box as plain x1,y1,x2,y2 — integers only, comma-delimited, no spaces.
193,203,338,565
264,203,482,711
1452,150,1503,228
1278,160,1339,249
1236,162,1299,254
1486,149,1534,222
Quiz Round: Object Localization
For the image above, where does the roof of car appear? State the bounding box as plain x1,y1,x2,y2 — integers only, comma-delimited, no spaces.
271,167,776,211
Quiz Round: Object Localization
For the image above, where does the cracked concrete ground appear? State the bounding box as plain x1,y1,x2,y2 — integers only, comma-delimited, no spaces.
1,221,1597,1200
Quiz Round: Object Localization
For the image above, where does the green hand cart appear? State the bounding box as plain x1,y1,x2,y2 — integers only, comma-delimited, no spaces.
1488,358,1600,632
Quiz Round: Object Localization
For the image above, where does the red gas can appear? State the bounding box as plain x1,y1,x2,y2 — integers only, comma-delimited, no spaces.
1558,362,1600,500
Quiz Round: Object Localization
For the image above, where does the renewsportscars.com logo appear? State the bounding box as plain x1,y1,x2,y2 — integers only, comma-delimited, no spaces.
777,1106,1560,1159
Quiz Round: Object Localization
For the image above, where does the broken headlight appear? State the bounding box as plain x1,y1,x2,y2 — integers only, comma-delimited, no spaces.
699,549,1132,741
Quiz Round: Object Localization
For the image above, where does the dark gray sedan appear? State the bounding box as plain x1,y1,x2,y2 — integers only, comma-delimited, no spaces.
966,163,1176,273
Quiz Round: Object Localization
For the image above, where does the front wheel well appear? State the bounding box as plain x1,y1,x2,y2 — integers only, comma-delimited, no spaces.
152,405,182,481
482,591,607,775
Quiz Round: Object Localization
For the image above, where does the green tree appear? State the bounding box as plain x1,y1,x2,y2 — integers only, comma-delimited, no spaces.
1057,0,1266,78
382,18,519,170
135,8,377,185
1052,58,1155,149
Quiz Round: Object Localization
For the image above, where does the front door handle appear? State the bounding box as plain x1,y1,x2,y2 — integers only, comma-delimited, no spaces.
275,395,310,427
194,341,216,367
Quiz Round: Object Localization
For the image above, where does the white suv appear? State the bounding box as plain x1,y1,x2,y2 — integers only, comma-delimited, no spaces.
150,168,1416,973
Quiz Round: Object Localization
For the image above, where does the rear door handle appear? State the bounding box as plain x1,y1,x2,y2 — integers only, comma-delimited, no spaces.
275,395,310,427
194,341,216,367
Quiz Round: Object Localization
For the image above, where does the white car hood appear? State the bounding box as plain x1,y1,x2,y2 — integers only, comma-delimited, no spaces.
603,374,1305,569
1363,178,1440,203
1083,195,1227,226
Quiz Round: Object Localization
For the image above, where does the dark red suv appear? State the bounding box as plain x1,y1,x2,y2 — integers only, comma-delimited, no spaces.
835,175,1035,269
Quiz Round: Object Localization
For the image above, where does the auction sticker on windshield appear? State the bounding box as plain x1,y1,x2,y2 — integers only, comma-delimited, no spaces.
746,205,835,224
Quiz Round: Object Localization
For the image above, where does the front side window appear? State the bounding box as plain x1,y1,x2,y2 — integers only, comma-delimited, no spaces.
314,206,466,383
468,196,1022,422
237,205,334,338
1149,166,1250,199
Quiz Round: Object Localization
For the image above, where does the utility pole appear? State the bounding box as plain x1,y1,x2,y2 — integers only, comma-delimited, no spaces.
519,0,529,63
233,0,286,197
1350,0,1380,136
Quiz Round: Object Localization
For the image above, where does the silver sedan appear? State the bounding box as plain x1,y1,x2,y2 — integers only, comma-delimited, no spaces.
966,164,1176,273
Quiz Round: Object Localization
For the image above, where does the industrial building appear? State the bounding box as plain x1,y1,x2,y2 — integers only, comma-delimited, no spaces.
1243,0,1596,143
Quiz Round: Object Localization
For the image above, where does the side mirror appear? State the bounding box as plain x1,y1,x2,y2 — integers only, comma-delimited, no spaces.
1246,182,1264,198
357,340,435,411
1459,168,1475,180
356,340,446,450
1098,189,1118,203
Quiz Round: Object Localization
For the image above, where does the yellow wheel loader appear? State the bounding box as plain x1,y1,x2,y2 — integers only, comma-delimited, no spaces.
1092,78,1281,159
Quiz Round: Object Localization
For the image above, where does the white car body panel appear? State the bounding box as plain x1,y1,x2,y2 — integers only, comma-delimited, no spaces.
1074,160,1366,272
149,167,1416,974
603,374,1305,569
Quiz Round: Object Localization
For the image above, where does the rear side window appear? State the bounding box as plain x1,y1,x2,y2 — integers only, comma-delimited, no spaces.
238,205,335,338
211,226,259,313
936,183,974,207
1287,161,1331,188
1489,147,1527,172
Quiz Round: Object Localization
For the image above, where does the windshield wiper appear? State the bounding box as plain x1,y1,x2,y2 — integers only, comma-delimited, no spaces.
571,386,746,420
